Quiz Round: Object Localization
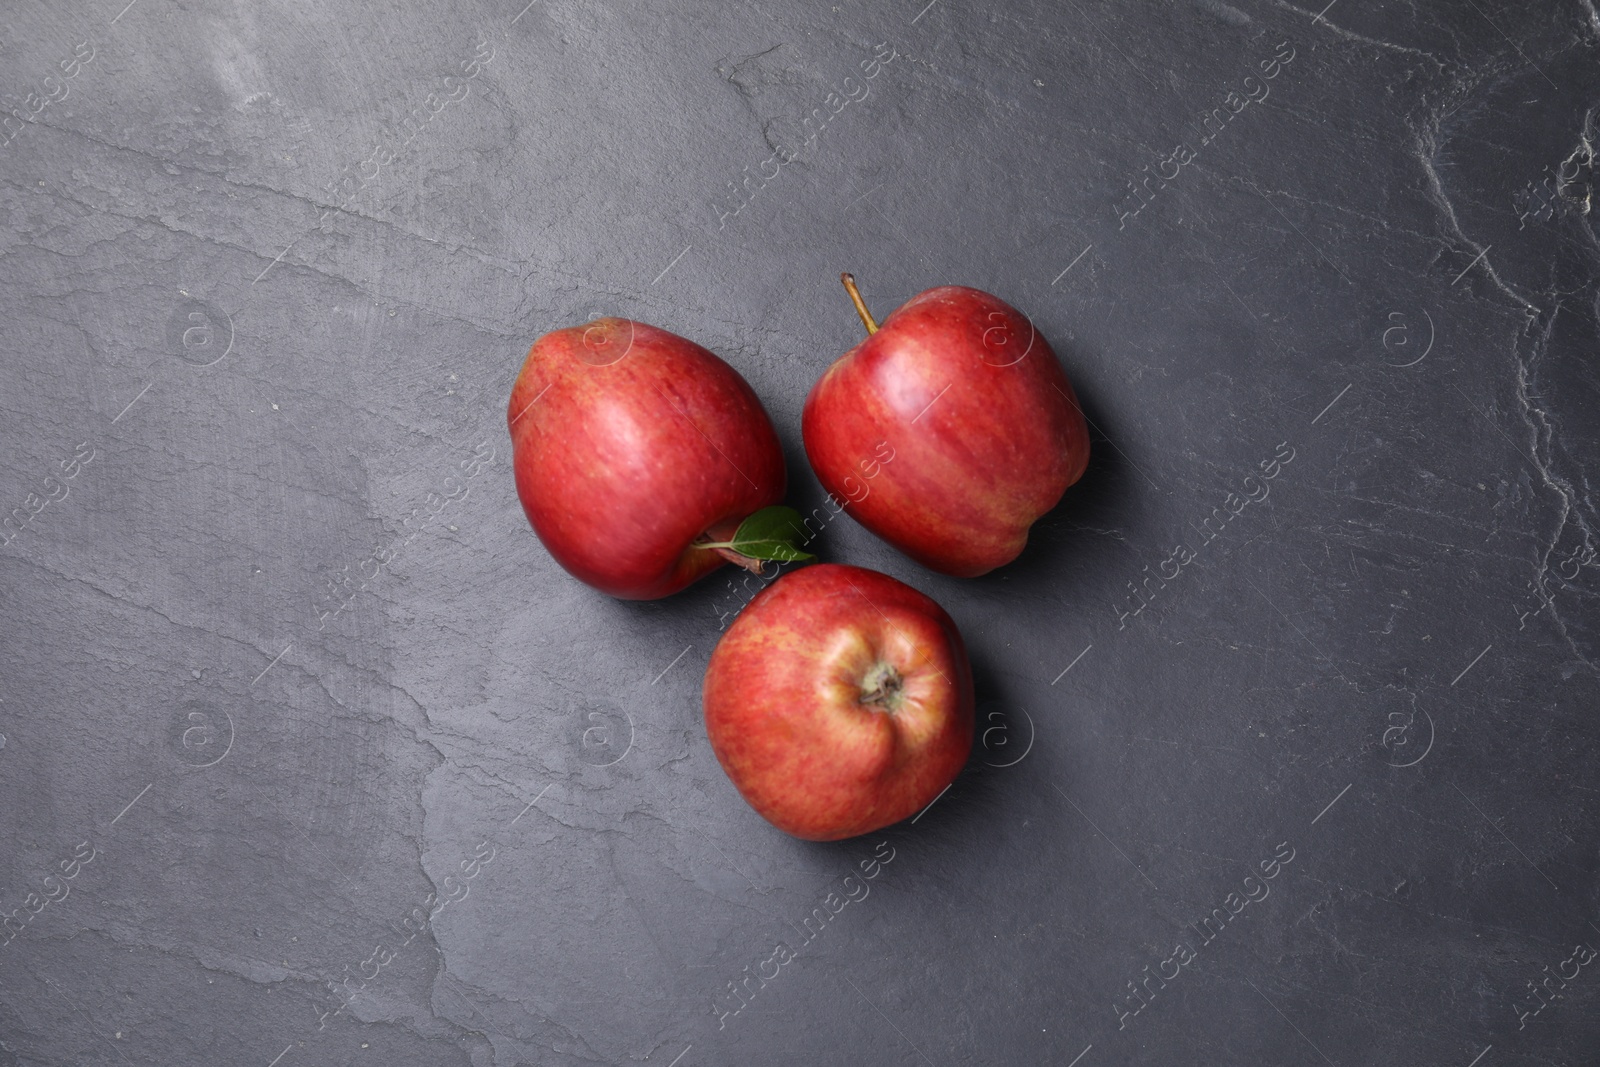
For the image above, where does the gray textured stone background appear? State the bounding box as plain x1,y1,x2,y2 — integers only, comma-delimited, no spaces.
1,1,1597,1065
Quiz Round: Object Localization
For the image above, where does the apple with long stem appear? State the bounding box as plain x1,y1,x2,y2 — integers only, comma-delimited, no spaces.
703,563,974,840
802,275,1091,577
507,317,810,599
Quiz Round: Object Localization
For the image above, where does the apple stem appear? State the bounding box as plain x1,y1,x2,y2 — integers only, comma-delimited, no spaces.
840,273,879,336
704,544,768,575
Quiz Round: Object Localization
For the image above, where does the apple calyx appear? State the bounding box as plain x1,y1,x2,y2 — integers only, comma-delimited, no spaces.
840,273,879,336
858,660,905,714
691,505,816,570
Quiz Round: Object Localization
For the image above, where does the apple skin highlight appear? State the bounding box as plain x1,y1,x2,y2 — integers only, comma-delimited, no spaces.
804,283,1091,577
703,563,975,841
508,318,786,600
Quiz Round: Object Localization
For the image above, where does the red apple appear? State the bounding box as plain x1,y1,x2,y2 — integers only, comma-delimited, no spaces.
507,317,786,599
703,563,974,841
802,275,1091,577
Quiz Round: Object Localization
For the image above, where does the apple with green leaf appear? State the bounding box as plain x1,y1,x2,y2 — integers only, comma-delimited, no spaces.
507,318,810,599
802,275,1092,577
703,563,974,840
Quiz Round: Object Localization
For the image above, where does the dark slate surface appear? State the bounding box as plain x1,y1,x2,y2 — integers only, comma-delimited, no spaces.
1,1,1597,1064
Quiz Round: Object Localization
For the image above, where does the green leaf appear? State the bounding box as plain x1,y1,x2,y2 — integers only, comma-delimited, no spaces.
728,505,816,562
